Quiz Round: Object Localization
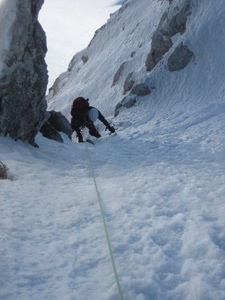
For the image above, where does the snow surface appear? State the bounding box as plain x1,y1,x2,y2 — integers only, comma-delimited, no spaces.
39,0,120,88
1,0,225,299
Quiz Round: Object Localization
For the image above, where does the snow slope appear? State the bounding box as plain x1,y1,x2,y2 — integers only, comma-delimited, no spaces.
39,0,120,88
1,0,225,299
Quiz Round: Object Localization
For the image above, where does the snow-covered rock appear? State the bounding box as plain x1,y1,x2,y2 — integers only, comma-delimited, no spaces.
0,0,48,145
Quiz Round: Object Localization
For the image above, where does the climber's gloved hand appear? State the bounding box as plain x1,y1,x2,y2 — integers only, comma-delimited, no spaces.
107,126,115,133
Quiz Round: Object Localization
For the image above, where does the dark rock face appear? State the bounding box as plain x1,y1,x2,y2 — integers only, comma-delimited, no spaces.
111,62,127,87
40,110,73,143
114,96,136,117
131,83,151,96
145,0,191,72
115,82,151,116
40,121,64,143
123,72,135,94
0,161,8,180
0,0,48,145
48,111,72,138
167,42,193,71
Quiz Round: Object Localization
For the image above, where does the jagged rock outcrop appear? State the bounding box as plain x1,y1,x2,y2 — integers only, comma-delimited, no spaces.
114,96,136,117
131,83,151,96
0,161,8,180
40,110,73,143
112,62,127,87
114,82,151,116
0,0,48,146
48,111,72,139
145,0,191,72
167,42,193,71
123,72,134,94
116,0,191,117
40,121,64,143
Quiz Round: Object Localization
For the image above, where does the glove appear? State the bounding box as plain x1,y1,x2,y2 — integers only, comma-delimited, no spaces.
107,126,115,133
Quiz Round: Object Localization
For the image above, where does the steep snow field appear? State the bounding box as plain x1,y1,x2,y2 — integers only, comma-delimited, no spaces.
39,0,120,88
1,0,225,299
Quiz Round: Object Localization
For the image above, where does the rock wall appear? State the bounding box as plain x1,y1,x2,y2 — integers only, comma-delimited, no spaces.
115,0,193,117
145,0,191,72
0,0,48,145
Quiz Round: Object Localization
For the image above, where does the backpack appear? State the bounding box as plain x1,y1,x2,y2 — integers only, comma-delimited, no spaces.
71,97,89,117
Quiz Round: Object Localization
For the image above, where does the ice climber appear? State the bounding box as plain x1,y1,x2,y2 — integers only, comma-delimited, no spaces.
70,97,115,143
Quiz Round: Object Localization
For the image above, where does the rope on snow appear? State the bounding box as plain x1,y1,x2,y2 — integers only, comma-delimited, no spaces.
85,141,124,300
